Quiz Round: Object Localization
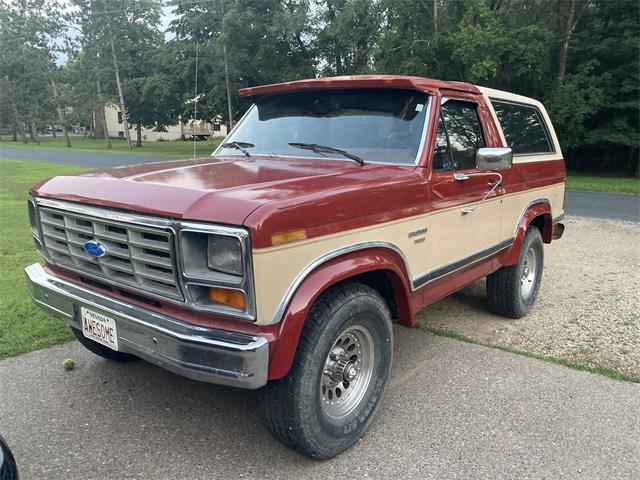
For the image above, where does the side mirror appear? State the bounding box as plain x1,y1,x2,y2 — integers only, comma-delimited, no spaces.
477,147,513,171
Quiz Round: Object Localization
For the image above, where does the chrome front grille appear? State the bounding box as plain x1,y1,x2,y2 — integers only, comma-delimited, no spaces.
38,207,183,300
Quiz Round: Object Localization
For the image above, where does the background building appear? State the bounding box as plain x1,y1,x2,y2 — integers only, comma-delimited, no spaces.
93,105,228,141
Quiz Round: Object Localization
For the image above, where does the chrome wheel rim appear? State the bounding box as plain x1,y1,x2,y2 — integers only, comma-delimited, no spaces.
320,325,374,419
520,247,537,299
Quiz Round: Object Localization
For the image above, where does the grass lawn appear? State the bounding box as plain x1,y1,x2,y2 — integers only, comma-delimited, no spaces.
0,136,222,158
0,159,91,359
566,174,639,194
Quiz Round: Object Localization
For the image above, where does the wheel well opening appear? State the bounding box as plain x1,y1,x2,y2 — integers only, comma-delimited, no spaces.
326,270,411,326
353,270,398,318
529,213,552,243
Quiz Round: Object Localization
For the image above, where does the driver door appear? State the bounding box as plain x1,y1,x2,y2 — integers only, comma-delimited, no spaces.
425,97,503,276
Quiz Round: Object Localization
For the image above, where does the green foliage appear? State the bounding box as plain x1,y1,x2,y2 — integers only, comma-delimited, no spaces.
0,0,637,174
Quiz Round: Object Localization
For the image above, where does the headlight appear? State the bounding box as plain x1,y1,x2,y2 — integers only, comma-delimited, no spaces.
178,224,255,320
207,235,243,276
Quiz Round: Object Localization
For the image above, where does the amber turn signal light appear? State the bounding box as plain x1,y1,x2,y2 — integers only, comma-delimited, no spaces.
271,228,307,246
209,287,246,310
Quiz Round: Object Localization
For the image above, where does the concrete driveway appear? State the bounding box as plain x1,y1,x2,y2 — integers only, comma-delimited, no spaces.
0,327,638,480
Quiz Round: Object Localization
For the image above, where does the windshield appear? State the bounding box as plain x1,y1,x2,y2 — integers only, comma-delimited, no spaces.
215,89,430,165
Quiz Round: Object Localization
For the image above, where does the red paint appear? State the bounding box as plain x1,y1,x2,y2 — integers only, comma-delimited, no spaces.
239,75,480,99
31,75,567,381
499,202,554,267
267,247,412,379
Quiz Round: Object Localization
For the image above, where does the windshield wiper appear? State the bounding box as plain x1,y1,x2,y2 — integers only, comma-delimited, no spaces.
221,141,254,157
288,142,365,166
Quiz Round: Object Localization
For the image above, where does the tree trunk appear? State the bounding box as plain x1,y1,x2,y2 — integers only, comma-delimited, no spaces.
556,0,579,86
51,79,71,148
110,38,133,149
12,124,17,142
220,0,234,129
136,123,142,147
52,127,56,138
31,119,40,145
96,80,112,149
433,0,438,35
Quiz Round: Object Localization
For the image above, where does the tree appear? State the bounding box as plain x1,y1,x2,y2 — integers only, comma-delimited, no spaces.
0,0,65,143
70,0,163,149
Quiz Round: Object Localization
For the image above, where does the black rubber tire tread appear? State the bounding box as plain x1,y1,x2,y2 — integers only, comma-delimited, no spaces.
261,282,393,459
71,327,138,362
486,227,544,319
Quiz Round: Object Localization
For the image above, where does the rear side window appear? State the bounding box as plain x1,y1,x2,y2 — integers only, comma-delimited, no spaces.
491,101,553,155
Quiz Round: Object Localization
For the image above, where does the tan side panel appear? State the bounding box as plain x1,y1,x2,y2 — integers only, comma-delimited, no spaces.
501,183,565,240
252,183,565,325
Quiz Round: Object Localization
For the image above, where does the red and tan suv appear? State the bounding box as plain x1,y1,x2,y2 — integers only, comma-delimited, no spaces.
25,75,565,458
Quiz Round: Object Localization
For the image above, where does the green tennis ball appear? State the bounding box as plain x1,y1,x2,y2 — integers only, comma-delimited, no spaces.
62,358,75,370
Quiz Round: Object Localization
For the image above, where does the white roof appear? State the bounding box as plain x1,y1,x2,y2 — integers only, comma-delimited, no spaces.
477,86,545,110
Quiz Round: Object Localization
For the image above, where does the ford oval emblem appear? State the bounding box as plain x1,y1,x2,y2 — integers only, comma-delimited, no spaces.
83,240,107,258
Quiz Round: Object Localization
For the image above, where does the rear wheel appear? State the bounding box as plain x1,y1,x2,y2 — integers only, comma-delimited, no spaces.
486,226,544,319
71,327,137,362
261,283,393,459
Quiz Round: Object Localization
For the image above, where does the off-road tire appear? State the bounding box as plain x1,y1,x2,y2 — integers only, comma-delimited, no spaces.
486,226,544,319
261,282,393,459
71,327,137,362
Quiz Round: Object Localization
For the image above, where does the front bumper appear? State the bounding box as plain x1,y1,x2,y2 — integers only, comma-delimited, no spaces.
24,263,269,389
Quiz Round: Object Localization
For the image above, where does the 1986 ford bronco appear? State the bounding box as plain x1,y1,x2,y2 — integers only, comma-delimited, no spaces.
25,75,565,458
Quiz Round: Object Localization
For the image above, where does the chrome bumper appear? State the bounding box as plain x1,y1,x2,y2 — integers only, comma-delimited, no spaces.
24,263,269,389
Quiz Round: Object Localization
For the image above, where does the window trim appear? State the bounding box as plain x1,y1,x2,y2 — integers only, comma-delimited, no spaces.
489,98,555,156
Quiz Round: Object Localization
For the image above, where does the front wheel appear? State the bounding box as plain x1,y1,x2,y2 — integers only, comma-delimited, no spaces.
261,283,393,459
486,226,544,318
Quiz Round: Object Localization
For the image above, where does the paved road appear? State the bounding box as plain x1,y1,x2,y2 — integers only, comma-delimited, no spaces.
0,146,174,168
1,147,638,221
565,190,639,222
1,327,638,479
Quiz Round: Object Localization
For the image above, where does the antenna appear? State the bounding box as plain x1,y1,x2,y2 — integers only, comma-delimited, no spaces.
193,41,199,158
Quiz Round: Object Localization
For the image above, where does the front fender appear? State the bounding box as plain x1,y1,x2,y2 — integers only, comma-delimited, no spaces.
267,247,412,380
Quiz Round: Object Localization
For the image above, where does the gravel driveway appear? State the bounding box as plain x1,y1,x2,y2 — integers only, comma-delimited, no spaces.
417,216,640,378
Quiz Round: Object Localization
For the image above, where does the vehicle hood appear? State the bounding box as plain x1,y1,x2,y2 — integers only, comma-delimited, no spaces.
31,156,417,227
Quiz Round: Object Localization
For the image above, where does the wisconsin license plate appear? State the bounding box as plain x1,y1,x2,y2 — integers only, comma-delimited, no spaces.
81,307,119,351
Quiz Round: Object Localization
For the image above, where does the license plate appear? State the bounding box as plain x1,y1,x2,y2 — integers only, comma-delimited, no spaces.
81,307,119,351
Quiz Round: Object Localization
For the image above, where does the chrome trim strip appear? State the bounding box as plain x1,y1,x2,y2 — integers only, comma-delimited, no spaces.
32,197,257,321
271,196,555,324
35,197,174,229
412,238,514,289
271,241,412,324
25,263,268,388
